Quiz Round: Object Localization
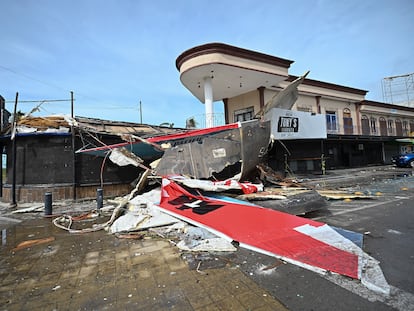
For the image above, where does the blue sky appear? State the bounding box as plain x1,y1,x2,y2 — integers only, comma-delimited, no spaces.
1,0,413,128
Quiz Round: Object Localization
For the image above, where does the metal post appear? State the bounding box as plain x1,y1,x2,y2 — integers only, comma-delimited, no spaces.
11,93,18,207
139,100,142,124
71,91,76,201
97,188,103,209
44,192,52,216
70,91,74,119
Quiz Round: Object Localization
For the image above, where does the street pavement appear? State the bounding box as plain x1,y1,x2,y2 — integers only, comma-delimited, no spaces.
242,167,414,311
0,165,413,310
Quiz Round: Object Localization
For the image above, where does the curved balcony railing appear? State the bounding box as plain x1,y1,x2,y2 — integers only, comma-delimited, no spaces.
185,113,225,128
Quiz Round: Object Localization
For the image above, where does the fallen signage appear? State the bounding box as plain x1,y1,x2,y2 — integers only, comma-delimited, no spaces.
156,177,390,294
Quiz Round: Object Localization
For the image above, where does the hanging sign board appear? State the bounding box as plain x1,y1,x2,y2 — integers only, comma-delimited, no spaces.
265,108,327,139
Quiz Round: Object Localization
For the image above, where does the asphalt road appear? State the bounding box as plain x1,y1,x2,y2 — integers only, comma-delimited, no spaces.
235,173,414,311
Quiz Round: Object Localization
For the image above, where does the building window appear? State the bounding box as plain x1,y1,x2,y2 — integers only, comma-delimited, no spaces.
370,117,377,134
387,119,394,135
343,108,353,134
379,117,387,136
361,115,370,135
395,119,403,136
297,106,312,112
234,106,254,122
402,120,409,135
326,111,337,133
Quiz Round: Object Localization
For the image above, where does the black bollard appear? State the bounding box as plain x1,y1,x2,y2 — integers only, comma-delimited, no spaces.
97,188,103,209
44,192,52,216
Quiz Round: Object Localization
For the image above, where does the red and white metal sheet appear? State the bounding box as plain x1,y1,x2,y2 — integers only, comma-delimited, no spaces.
157,178,359,279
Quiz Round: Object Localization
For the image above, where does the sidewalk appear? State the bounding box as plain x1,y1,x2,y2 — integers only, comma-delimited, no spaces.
1,212,288,310
0,217,288,310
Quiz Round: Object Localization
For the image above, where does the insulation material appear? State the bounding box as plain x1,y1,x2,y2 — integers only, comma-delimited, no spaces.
109,147,144,167
18,116,69,129
109,189,179,233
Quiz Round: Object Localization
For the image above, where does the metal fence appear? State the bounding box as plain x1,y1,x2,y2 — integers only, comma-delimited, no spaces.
187,113,225,128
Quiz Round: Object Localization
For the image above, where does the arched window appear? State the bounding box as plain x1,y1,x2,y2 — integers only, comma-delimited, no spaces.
387,119,394,135
379,117,387,136
370,117,377,134
402,120,409,135
395,119,403,136
361,115,370,135
343,108,353,134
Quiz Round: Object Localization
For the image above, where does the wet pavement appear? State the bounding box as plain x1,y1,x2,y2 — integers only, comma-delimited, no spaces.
1,165,413,311
0,213,288,310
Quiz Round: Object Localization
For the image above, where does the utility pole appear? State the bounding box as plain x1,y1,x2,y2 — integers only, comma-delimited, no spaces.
71,91,76,201
0,95,5,198
11,92,18,207
71,91,74,118
139,100,142,124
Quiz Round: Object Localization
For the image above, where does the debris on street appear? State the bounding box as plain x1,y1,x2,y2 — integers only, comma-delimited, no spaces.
109,189,179,233
6,74,392,296
316,190,376,200
155,177,390,295
12,236,55,252
11,205,44,213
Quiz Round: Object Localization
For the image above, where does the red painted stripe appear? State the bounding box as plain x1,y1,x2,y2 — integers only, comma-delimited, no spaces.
79,123,240,153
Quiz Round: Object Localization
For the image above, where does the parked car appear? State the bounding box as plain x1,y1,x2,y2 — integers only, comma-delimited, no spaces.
392,152,414,168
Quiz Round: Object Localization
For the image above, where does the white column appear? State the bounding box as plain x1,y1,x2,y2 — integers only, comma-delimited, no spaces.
204,77,214,128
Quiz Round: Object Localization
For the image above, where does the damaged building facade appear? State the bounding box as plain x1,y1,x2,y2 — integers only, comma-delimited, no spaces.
176,43,414,172
0,106,179,203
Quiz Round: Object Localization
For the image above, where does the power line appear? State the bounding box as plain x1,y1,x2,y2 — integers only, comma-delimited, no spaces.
0,64,70,93
4,99,72,103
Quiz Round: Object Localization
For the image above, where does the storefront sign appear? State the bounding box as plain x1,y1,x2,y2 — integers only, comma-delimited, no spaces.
265,108,327,139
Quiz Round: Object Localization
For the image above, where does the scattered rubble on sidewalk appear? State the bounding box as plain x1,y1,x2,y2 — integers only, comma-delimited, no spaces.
43,165,390,295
